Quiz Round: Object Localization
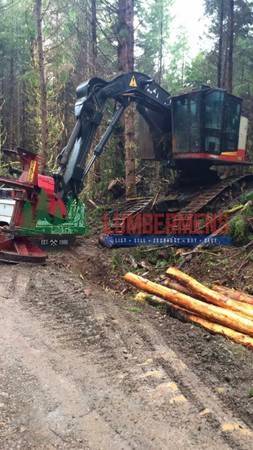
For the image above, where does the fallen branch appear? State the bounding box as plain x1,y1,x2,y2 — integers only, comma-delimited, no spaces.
150,191,160,210
87,198,99,209
124,273,253,337
238,249,253,273
166,267,253,320
179,222,228,267
212,285,253,306
224,204,245,215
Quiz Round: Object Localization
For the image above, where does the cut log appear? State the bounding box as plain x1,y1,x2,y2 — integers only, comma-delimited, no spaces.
150,296,253,349
124,273,253,337
166,267,253,320
164,279,195,297
164,279,213,303
134,289,253,350
212,285,253,306
186,314,253,350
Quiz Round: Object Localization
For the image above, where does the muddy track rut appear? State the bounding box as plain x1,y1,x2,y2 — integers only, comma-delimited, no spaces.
0,262,252,449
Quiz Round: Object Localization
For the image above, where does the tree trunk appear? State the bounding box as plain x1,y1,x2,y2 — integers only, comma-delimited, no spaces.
222,32,229,89
35,0,48,171
158,0,164,84
91,0,97,74
8,55,15,149
74,2,89,83
91,0,100,183
118,0,134,72
218,0,224,88
118,0,136,199
124,106,136,198
164,279,196,297
154,0,165,182
227,0,234,93
124,273,253,337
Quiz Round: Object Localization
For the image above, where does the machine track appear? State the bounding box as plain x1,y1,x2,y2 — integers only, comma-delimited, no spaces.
99,173,253,247
110,197,153,231
111,173,253,222
118,197,154,215
181,174,253,214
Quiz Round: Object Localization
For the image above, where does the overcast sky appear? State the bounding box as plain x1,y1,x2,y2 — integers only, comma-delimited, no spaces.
171,0,210,57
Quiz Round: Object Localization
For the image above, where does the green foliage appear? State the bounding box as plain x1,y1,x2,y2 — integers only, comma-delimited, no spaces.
205,0,253,37
185,52,217,88
86,204,108,233
229,199,253,248
164,32,189,93
240,191,253,203
111,250,127,273
155,259,168,269
203,0,253,152
1,0,253,201
130,246,179,268
248,387,253,398
127,306,143,314
242,202,253,218
0,0,119,165
136,0,174,79
229,215,250,244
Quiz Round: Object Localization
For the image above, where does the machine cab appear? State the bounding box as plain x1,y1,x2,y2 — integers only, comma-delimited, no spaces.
171,87,247,167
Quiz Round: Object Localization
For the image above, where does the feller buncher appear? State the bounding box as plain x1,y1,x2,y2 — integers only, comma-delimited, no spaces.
0,72,251,262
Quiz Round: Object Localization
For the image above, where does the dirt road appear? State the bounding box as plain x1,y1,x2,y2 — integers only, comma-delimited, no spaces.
0,259,252,449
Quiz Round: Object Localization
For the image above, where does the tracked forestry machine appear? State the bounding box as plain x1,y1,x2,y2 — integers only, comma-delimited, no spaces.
0,72,251,262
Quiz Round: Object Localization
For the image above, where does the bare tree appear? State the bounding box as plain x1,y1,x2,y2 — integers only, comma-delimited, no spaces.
218,0,234,93
227,0,234,92
218,0,224,88
90,0,101,182
91,0,97,74
158,0,164,84
35,0,48,170
8,56,15,149
118,0,136,199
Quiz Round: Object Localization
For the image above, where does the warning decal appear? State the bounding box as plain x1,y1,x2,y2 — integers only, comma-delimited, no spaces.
129,75,138,88
27,160,37,183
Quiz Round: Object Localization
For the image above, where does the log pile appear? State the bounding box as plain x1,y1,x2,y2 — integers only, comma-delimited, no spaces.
124,268,253,350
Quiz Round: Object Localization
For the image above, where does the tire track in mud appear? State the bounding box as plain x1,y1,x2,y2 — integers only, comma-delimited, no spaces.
0,263,252,449
15,266,253,447
83,291,253,450
19,266,253,447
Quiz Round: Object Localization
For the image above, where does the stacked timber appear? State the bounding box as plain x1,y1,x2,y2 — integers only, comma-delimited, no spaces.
124,268,253,350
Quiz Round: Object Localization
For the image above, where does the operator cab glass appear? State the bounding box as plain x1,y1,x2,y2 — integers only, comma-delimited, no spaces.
204,90,224,153
172,91,202,153
171,87,242,155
